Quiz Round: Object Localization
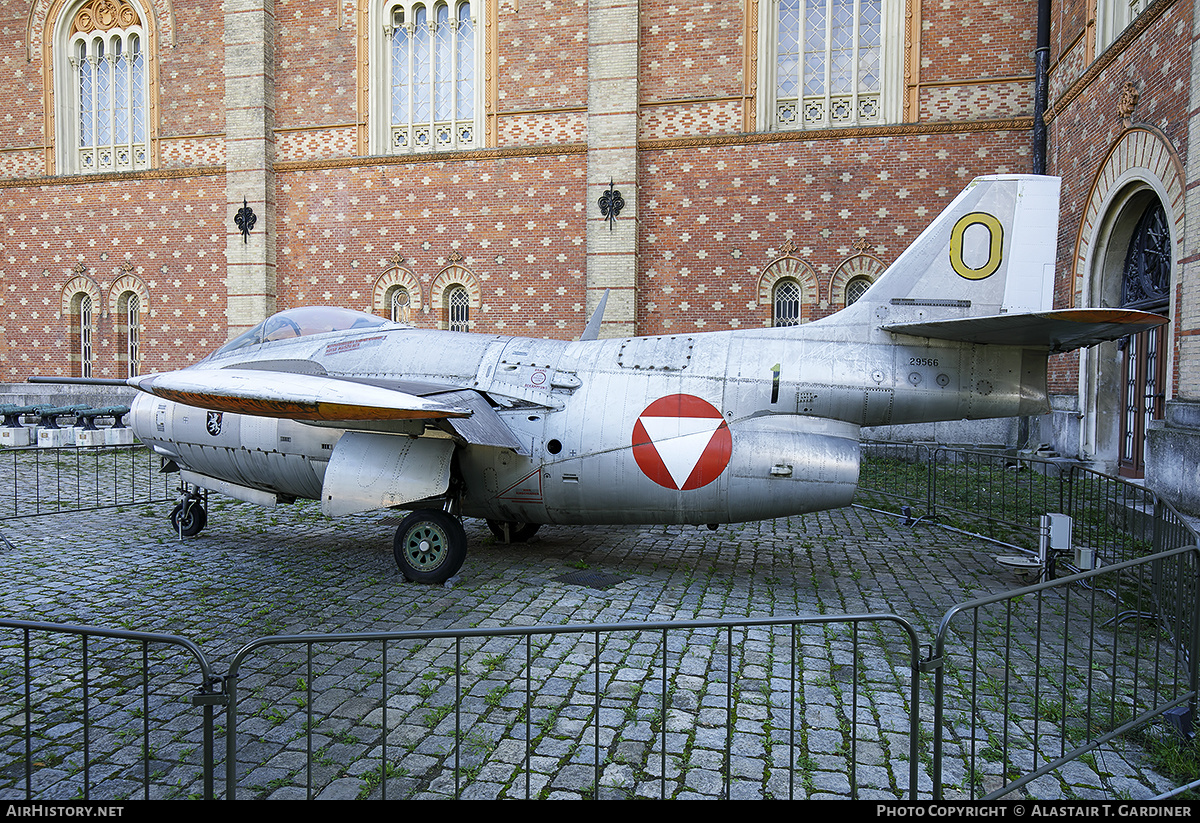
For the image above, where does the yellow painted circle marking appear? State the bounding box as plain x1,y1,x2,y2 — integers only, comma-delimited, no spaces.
949,212,1004,280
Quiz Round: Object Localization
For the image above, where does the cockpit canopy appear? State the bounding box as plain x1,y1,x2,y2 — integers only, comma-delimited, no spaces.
213,307,403,357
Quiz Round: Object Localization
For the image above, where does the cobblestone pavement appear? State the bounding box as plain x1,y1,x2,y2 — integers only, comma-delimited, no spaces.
0,497,1182,800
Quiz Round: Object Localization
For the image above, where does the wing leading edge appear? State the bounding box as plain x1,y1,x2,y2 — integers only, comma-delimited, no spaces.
130,369,468,421
130,368,527,453
883,308,1168,352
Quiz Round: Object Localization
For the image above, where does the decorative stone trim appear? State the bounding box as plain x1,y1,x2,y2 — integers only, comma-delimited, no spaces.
373,265,423,319
1071,127,1185,309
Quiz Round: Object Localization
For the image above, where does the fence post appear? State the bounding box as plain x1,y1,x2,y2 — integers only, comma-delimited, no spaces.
1152,496,1165,555
925,446,937,520
225,671,240,800
191,676,226,801
928,647,945,801
1190,548,1200,732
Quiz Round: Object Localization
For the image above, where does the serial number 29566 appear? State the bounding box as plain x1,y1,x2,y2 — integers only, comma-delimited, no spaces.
909,357,939,367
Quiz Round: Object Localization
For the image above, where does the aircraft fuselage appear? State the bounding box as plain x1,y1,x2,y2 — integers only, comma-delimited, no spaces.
132,306,1047,528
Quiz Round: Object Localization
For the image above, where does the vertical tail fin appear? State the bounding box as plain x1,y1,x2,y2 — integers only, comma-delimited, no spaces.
860,175,1061,319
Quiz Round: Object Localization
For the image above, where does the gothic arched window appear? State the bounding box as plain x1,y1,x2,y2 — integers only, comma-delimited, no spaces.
62,0,149,173
68,292,95,378
117,290,141,376
1120,202,1170,310
383,0,480,154
845,275,872,306
446,284,470,331
773,279,802,327
387,286,412,323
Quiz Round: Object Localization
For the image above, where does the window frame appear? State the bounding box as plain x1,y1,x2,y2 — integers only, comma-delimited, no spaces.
117,290,141,377
67,291,95,378
844,275,873,307
53,0,152,175
1097,0,1150,53
371,0,483,156
445,284,471,332
758,0,904,132
772,278,803,327
387,285,413,323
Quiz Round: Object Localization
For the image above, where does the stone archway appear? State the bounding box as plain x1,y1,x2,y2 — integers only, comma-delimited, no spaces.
1072,128,1182,475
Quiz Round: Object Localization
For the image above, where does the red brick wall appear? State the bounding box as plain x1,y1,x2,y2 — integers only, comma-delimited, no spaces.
1046,0,1192,396
638,130,1030,334
274,153,590,336
496,0,588,115
639,0,745,105
0,174,228,378
920,0,1037,84
158,0,227,144
275,0,356,132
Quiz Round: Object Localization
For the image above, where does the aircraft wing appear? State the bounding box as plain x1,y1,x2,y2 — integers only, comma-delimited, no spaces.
882,308,1168,353
129,367,528,453
130,368,469,421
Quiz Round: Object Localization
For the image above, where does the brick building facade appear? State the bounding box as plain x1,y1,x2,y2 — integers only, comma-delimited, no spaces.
2,0,1199,509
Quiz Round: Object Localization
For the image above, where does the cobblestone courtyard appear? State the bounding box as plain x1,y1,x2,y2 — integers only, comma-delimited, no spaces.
0,497,1182,799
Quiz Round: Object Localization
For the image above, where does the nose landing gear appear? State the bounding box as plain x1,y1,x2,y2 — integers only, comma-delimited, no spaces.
169,486,208,537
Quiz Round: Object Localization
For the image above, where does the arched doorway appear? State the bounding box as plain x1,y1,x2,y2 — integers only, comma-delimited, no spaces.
1070,129,1182,477
1116,200,1171,477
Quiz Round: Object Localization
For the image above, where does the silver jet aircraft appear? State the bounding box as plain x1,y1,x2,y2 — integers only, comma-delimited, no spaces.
110,175,1164,583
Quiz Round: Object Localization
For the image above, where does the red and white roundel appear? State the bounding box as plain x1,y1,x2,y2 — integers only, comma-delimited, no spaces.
632,394,732,491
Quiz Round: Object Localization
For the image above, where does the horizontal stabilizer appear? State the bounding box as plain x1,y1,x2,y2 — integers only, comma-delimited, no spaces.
883,308,1168,352
129,369,471,421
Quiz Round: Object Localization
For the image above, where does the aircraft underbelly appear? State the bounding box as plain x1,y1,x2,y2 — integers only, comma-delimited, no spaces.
461,414,860,526
546,416,860,525
133,394,338,501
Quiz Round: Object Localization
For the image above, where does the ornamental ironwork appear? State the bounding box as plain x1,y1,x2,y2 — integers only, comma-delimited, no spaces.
234,198,257,244
1120,201,1170,309
598,180,625,230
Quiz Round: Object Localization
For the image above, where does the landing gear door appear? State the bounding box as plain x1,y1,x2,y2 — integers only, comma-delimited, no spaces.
321,432,455,517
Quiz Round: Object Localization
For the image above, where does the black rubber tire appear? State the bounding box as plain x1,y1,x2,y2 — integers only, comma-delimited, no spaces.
485,519,541,543
393,509,468,584
169,500,207,537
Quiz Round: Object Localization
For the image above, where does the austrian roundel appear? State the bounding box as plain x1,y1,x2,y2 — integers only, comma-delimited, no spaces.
631,394,732,491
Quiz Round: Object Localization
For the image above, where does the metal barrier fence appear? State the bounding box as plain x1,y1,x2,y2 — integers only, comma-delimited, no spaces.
1,614,922,800
6,545,1195,800
0,619,221,800
2,443,1198,800
0,444,173,520
930,544,1200,800
857,441,1200,566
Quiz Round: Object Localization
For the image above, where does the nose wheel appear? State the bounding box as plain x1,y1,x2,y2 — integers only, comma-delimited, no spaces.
169,488,208,537
393,509,467,584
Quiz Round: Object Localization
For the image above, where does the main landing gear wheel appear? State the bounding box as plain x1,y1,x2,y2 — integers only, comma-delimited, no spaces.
169,496,208,537
486,519,541,543
393,509,467,584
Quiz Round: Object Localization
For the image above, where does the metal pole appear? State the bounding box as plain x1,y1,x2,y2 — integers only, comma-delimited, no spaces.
1031,0,1052,174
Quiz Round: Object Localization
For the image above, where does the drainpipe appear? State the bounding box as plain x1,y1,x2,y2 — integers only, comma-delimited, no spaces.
1032,0,1051,174
1022,0,1052,453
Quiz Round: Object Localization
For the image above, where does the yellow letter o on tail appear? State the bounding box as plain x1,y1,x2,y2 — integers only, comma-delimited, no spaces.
949,213,1004,280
